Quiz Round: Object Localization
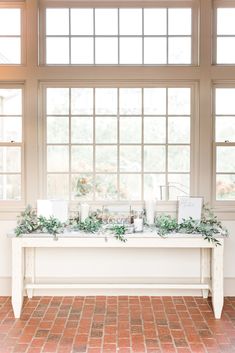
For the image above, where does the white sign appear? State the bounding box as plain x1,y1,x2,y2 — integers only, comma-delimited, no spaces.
178,197,203,223
37,200,68,222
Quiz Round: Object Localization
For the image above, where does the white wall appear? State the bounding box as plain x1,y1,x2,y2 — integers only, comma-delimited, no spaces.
1,220,234,296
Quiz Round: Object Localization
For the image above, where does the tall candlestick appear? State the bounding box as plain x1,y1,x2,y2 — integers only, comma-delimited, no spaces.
80,203,90,222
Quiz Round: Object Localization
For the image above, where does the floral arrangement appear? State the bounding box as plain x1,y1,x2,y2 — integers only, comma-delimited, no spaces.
14,205,227,244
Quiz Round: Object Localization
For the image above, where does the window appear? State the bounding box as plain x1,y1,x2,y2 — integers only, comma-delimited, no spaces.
42,6,197,65
214,87,235,200
43,85,193,202
0,87,23,200
0,7,22,64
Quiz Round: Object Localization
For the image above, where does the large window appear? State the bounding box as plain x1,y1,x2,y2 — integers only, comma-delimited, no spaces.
214,87,235,200
43,85,192,202
42,6,197,65
0,87,23,200
0,7,22,64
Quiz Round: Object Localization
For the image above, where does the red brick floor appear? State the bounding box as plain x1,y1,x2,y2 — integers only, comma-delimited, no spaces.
0,296,235,353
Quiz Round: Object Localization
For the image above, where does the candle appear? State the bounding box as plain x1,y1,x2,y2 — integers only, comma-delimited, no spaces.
145,199,155,225
80,203,90,222
134,217,143,233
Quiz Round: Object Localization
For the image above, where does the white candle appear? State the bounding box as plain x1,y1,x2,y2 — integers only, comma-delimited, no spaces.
80,203,90,222
145,199,155,225
134,217,143,232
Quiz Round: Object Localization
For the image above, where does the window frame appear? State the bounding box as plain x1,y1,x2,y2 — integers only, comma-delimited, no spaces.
212,82,235,211
38,0,199,66
39,80,199,208
0,1,26,66
0,82,25,211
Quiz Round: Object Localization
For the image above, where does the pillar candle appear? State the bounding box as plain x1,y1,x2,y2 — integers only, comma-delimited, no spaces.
80,203,90,222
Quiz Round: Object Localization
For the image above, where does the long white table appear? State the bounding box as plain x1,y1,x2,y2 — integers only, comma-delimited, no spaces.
10,233,224,319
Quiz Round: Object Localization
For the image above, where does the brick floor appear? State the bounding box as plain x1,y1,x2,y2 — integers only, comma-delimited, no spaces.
0,296,235,353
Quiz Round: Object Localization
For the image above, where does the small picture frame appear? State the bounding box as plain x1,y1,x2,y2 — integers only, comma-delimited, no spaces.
177,196,203,223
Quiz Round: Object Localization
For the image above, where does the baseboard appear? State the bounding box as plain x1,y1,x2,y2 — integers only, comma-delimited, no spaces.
1,276,235,296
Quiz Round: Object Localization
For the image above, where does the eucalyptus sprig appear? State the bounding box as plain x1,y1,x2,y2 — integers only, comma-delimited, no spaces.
15,205,39,236
155,215,179,236
37,215,65,238
110,224,127,242
75,216,102,233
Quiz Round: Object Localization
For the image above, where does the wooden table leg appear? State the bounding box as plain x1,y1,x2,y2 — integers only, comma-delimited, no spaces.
25,248,35,299
200,248,210,298
11,239,24,318
211,240,224,319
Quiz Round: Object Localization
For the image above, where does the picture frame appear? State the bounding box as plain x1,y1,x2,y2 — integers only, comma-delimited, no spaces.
177,196,203,223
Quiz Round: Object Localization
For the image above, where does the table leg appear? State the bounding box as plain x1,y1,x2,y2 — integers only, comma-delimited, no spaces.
200,248,210,298
11,239,24,318
212,240,224,319
25,248,35,299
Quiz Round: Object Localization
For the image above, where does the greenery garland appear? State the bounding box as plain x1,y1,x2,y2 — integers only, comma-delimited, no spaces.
15,205,227,244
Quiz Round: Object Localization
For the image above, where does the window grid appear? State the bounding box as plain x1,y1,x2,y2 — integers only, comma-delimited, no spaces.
0,88,23,201
45,7,193,65
45,87,191,202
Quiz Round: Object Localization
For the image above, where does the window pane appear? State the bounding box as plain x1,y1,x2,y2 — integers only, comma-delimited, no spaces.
216,174,235,200
119,88,142,115
0,175,21,200
46,38,69,64
168,9,191,35
71,88,93,115
168,117,190,143
95,38,118,64
168,174,190,200
144,146,166,172
120,117,142,144
47,146,69,172
47,116,69,143
96,117,117,143
96,88,117,115
144,9,166,35
216,116,235,143
217,8,235,35
144,88,166,115
96,146,117,172
144,174,166,200
47,174,69,199
217,37,235,64
120,146,141,172
46,9,69,35
0,9,21,35
168,88,191,115
71,9,93,35
120,174,141,200
71,117,93,144
120,38,142,64
144,38,167,64
0,117,21,143
0,38,21,64
47,88,69,115
168,37,191,64
144,117,166,144
95,174,118,200
119,9,142,35
71,146,93,172
0,147,21,172
0,89,22,115
71,38,94,64
216,88,235,115
95,9,118,35
168,146,190,172
72,174,93,200
217,147,235,173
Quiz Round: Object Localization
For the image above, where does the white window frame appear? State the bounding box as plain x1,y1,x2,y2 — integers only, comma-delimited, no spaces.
0,82,25,212
39,80,199,209
212,81,235,212
0,2,26,66
38,0,199,66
